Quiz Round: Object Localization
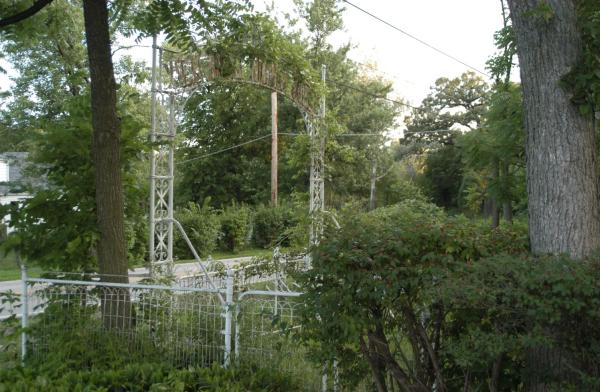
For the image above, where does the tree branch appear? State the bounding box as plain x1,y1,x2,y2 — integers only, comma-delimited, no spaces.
0,0,54,28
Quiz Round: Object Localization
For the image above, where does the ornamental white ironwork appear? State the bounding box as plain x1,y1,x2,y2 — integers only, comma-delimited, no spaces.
148,40,326,277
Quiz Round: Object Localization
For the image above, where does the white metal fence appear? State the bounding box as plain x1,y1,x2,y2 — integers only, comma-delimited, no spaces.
8,259,344,390
21,275,229,368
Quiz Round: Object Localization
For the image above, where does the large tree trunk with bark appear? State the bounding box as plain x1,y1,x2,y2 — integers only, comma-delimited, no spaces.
507,1,600,390
83,0,131,328
507,0,600,259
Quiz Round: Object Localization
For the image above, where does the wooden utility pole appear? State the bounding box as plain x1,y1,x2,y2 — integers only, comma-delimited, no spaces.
369,159,377,211
271,91,278,206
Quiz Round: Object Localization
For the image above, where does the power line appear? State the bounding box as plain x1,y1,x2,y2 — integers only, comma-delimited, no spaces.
176,128,461,164
330,79,422,111
176,134,271,164
404,129,461,134
341,0,490,77
279,132,389,137
176,132,386,164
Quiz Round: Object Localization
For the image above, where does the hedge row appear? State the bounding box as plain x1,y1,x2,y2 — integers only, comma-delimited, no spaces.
0,363,303,392
174,202,305,258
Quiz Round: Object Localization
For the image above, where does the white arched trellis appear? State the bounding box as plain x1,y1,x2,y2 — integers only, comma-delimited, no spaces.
148,39,326,276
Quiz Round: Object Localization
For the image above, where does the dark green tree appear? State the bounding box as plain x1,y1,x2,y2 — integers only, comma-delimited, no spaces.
0,0,149,273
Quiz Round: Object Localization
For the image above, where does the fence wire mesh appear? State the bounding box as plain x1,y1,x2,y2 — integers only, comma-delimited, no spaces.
25,279,225,368
176,255,308,291
11,260,351,391
235,292,323,390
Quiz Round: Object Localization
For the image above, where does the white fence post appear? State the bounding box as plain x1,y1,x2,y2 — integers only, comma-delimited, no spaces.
223,269,234,367
333,359,339,392
234,301,241,363
273,247,279,316
20,262,28,366
322,365,328,392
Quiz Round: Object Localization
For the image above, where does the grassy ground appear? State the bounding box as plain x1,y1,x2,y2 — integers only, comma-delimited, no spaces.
0,252,41,282
192,248,275,262
0,248,277,282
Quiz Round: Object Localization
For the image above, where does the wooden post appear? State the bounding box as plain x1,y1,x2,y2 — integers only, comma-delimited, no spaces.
271,91,278,207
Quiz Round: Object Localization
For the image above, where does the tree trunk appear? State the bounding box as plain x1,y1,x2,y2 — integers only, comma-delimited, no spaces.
501,161,513,223
491,160,500,228
83,0,131,328
359,336,388,392
507,1,600,390
507,0,600,259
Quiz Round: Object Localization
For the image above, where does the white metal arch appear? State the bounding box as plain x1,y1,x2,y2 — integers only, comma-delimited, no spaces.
149,40,326,276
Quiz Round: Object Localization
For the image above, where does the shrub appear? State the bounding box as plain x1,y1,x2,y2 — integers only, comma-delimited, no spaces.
252,204,297,248
174,201,220,259
378,174,428,207
0,363,304,391
441,254,600,391
218,204,251,252
297,200,530,391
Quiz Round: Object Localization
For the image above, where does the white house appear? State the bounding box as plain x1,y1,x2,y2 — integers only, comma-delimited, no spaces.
0,152,33,234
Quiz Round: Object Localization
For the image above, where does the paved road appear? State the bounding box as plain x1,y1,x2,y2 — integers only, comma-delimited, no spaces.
0,256,253,295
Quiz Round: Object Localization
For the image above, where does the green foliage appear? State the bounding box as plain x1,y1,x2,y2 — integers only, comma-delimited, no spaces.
0,290,20,366
218,204,251,252
403,71,489,147
139,0,251,51
485,1,516,85
524,1,555,23
402,72,490,211
174,201,220,259
377,171,427,207
0,1,150,270
176,82,303,207
297,200,529,390
563,0,600,116
252,204,297,249
485,24,516,83
0,90,149,270
442,254,600,390
0,363,302,391
171,5,398,212
458,83,526,215
420,144,464,209
0,284,305,391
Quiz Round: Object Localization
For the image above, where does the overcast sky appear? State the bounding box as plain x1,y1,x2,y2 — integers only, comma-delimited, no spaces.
255,0,511,107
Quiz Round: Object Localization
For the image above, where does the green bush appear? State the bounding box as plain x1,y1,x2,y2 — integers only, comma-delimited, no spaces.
297,200,530,391
0,363,304,391
218,204,251,252
252,204,297,249
378,174,428,207
174,201,220,259
441,254,600,391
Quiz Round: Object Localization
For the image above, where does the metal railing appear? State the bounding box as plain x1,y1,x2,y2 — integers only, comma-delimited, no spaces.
10,259,345,390
19,269,231,368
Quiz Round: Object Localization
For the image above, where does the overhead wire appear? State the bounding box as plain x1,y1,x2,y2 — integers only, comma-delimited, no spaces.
279,132,389,137
341,0,490,78
176,133,271,164
175,128,461,164
329,79,421,111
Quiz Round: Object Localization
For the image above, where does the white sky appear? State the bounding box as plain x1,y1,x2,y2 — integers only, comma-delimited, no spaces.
255,0,511,107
